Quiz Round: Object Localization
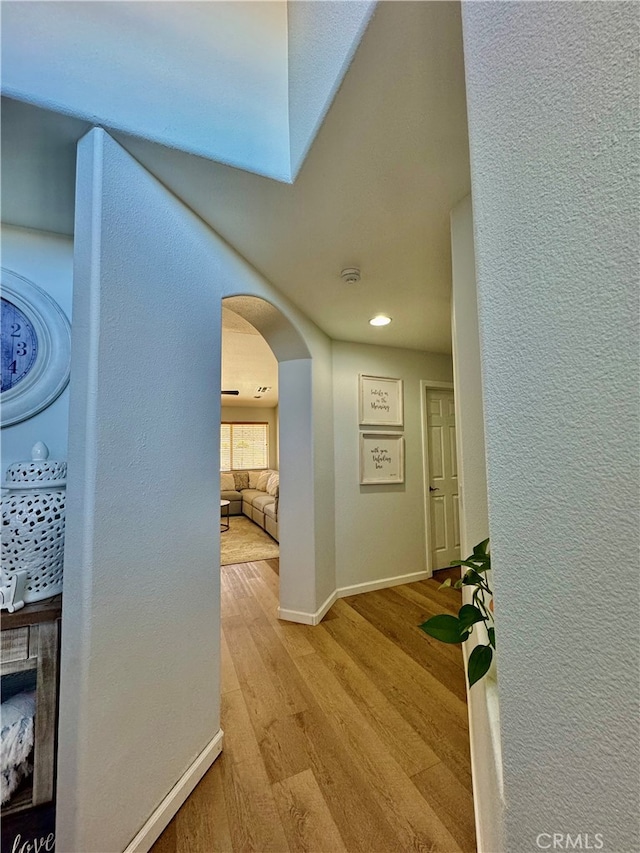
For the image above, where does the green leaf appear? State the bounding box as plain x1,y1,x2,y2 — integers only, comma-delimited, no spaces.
462,569,484,586
487,627,496,649
419,614,465,644
473,539,490,557
468,644,493,687
457,559,484,570
453,580,464,589
438,578,452,589
458,604,485,631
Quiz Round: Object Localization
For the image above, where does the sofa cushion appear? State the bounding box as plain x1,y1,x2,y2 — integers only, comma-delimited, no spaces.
248,471,262,489
241,489,265,507
220,472,235,491
256,470,271,491
264,502,277,521
253,494,275,513
233,471,249,491
266,472,279,496
221,489,242,502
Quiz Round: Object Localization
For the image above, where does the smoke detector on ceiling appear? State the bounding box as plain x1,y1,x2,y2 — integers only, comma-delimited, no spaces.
340,267,361,284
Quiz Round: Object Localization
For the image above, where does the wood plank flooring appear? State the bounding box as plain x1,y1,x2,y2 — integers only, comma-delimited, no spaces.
152,561,476,853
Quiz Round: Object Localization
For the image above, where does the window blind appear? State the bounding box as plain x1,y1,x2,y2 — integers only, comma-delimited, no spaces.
221,423,268,470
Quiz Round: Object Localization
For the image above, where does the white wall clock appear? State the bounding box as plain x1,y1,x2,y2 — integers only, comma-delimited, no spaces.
1,268,71,427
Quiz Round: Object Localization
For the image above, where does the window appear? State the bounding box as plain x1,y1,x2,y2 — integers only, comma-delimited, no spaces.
221,422,269,470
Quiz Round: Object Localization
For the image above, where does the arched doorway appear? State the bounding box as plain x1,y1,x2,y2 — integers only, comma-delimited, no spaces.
221,295,318,621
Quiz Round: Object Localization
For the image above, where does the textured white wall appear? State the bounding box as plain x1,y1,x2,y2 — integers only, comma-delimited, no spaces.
287,0,376,176
332,341,452,589
462,3,639,851
451,195,504,853
58,130,223,852
2,1,290,180
0,225,73,470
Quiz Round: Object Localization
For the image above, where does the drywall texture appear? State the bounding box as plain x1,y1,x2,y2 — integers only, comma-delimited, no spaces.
1,1,290,180
463,4,639,851
332,341,452,589
287,0,376,176
221,406,278,471
0,225,73,470
58,130,223,852
451,196,504,853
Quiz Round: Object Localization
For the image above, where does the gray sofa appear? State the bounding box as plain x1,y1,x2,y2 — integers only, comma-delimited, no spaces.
220,470,279,541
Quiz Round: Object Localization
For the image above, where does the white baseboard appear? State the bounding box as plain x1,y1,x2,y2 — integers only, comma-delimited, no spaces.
123,729,224,853
278,588,337,626
336,569,431,598
278,570,431,626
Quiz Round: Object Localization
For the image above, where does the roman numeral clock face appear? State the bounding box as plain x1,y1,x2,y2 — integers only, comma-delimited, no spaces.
0,270,71,428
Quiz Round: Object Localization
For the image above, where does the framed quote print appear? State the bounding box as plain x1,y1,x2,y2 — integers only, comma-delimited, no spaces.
359,432,404,485
359,374,403,427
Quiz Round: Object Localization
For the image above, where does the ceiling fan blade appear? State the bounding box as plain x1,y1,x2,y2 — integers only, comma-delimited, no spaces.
221,390,240,395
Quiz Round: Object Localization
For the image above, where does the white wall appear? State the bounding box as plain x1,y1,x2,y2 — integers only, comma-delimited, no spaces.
451,195,504,853
332,340,452,591
221,405,278,471
287,0,376,176
58,130,223,852
59,128,339,847
0,225,73,470
462,4,639,851
2,1,290,181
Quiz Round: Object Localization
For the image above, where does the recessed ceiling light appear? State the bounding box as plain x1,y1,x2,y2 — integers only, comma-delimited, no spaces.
369,315,392,327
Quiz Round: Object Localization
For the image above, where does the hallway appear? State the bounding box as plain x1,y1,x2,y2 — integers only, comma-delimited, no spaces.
152,561,476,852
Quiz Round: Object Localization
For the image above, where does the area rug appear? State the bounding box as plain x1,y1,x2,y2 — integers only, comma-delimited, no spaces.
220,515,279,566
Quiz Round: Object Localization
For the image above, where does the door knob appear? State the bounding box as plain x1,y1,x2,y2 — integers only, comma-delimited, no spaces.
429,486,439,492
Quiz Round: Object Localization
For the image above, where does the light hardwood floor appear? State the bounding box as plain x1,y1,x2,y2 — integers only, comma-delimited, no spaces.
152,560,476,853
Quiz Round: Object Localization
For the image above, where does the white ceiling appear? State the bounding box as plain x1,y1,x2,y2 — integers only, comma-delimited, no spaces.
1,1,470,354
221,308,278,408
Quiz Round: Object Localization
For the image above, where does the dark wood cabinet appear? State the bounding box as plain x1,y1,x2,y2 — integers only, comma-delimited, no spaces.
1,596,61,815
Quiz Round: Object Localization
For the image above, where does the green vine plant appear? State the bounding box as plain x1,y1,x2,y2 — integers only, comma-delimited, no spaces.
419,538,495,688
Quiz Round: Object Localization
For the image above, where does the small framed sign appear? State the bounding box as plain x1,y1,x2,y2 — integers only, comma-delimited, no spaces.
360,432,404,484
359,374,403,427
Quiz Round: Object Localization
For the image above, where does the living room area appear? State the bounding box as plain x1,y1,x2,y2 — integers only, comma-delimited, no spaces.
220,302,280,566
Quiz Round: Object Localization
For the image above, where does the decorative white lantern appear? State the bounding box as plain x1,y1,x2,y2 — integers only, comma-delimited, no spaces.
1,442,66,607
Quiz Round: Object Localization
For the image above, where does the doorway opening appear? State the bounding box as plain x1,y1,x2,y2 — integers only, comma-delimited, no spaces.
219,304,280,567
219,295,315,621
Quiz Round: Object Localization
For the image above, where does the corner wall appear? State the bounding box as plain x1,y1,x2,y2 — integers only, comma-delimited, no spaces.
0,225,73,469
462,4,639,850
332,340,452,591
59,129,225,852
451,195,504,853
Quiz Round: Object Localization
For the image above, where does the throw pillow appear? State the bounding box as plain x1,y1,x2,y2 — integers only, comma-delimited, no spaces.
266,472,279,496
220,472,235,492
233,471,249,491
256,470,271,492
248,470,261,489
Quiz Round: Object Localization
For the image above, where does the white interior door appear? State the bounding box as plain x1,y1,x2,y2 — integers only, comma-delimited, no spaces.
426,388,460,570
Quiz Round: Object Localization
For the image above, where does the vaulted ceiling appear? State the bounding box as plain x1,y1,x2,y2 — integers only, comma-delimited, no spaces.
1,1,470,354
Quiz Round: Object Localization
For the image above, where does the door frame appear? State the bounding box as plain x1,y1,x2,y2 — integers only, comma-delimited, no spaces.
420,379,455,576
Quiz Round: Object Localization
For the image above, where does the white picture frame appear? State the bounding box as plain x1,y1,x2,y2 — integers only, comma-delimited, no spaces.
359,432,405,485
359,374,404,427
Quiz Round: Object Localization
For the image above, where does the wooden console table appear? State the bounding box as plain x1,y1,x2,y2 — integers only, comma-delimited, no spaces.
1,595,62,815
